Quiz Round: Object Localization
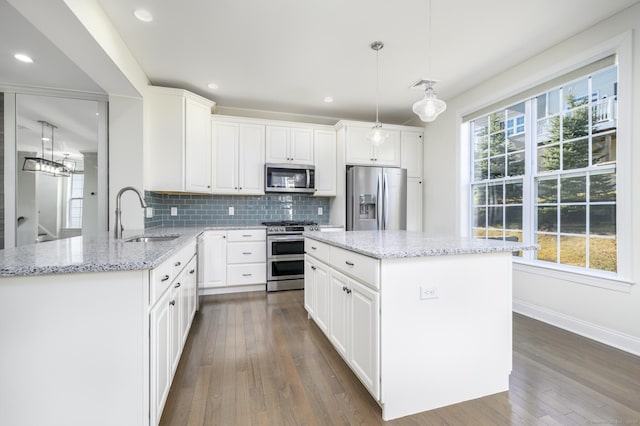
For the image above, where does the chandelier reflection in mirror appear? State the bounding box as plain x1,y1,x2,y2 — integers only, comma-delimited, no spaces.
22,120,73,177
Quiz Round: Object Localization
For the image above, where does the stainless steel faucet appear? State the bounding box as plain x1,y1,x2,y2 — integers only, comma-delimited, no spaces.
115,186,148,239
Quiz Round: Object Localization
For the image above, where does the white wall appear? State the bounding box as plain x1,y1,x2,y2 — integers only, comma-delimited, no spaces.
423,3,640,354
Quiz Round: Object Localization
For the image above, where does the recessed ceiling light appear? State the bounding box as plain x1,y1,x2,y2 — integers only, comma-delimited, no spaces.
324,96,334,103
134,9,153,22
14,53,34,63
207,83,219,90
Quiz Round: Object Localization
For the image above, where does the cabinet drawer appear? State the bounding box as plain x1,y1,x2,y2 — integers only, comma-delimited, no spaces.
330,246,379,289
227,263,266,285
227,229,266,242
171,241,197,277
305,238,330,263
227,242,266,264
150,260,173,305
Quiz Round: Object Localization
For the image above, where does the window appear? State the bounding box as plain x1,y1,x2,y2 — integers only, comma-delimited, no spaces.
469,66,618,274
67,173,84,228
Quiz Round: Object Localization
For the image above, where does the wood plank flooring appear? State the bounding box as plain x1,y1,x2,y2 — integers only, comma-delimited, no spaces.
160,290,640,425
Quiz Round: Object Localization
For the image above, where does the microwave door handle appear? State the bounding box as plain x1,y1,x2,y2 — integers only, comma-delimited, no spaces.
306,169,310,189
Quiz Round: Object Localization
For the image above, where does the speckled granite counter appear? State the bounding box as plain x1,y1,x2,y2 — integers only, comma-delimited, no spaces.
0,225,266,277
303,230,537,259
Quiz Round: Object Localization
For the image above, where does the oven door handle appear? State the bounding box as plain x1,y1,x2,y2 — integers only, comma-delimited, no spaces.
267,235,305,242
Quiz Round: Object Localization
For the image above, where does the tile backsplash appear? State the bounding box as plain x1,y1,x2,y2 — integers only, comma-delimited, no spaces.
144,192,331,228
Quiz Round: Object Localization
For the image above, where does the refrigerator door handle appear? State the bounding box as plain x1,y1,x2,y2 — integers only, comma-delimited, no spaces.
377,174,383,230
383,172,388,230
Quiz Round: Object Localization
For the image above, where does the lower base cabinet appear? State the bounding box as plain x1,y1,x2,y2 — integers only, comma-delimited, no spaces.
305,253,380,400
150,253,197,425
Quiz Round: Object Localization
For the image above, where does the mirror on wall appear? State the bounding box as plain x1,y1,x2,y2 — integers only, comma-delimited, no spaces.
13,94,105,246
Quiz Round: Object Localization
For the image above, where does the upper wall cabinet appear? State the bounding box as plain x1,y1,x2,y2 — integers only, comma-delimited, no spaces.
344,125,400,167
266,126,314,165
313,130,337,196
400,131,423,179
146,86,215,193
211,118,265,195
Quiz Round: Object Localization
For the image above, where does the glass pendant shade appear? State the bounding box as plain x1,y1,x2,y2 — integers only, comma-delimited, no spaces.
413,85,447,122
367,122,388,146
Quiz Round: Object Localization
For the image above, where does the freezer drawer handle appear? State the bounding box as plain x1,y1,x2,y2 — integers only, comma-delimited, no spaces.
345,261,355,266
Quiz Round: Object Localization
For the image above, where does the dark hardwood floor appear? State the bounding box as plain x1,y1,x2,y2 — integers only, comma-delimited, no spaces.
160,290,640,425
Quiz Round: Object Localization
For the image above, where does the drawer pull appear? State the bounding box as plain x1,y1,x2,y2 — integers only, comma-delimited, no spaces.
174,261,181,267
174,282,181,288
311,246,317,250
242,234,252,237
189,269,195,274
345,261,355,266
169,300,176,306
346,288,352,295
242,252,252,255
161,275,170,282
311,266,317,270
242,273,253,277
342,285,348,292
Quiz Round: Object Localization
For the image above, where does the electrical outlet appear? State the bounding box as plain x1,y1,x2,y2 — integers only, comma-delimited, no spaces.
318,207,323,215
420,286,439,300
145,207,153,218
170,207,177,216
228,206,235,216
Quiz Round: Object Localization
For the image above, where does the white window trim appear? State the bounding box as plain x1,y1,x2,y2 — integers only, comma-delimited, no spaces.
460,30,633,290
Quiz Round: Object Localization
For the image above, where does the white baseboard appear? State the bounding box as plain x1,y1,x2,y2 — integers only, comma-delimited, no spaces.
513,299,640,356
200,284,265,296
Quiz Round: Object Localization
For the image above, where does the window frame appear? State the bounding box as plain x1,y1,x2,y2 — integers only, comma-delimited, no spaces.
462,33,633,291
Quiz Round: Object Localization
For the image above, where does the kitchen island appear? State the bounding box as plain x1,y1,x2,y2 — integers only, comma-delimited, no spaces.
303,230,536,421
0,228,204,426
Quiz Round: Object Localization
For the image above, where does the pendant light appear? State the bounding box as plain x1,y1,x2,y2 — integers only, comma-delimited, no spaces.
22,120,72,177
411,0,447,122
367,41,388,146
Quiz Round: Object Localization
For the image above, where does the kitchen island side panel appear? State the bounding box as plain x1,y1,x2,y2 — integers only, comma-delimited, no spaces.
0,270,149,426
379,252,512,421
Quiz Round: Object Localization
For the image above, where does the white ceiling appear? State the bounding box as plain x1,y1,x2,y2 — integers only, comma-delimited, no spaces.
96,0,640,124
2,0,639,127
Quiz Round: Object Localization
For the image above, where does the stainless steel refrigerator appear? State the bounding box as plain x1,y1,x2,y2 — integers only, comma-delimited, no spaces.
346,166,407,231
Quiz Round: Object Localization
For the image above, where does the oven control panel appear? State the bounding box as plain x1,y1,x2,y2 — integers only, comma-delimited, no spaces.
267,224,319,234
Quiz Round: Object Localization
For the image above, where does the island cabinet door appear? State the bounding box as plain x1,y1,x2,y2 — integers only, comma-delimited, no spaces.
150,288,172,424
349,279,380,400
304,256,317,317
314,262,330,334
329,270,350,359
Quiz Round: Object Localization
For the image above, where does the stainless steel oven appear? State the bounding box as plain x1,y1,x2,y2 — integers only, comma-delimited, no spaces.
264,221,318,291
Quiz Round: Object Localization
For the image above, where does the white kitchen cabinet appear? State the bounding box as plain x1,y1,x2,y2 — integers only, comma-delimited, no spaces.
304,254,329,334
401,131,423,179
329,270,350,359
198,229,266,292
304,256,317,318
149,240,197,425
345,125,400,167
401,131,423,231
407,177,423,232
313,130,336,196
266,125,314,165
146,86,215,193
150,286,171,426
211,120,265,195
198,231,227,288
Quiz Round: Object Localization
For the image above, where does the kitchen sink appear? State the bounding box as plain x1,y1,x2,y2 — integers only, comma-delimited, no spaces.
124,235,180,243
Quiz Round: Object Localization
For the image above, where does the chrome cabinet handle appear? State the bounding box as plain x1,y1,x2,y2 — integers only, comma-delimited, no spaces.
311,266,317,270
169,300,176,306
161,275,170,282
346,288,352,295
242,273,252,277
174,261,181,267
242,252,252,255
345,261,355,266
189,269,195,274
242,234,251,237
342,285,348,292
174,282,181,288
311,246,317,250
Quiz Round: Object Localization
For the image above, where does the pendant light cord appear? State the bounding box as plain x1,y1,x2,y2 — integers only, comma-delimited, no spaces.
375,44,380,124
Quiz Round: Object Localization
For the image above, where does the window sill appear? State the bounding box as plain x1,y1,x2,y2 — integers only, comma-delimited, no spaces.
512,260,634,293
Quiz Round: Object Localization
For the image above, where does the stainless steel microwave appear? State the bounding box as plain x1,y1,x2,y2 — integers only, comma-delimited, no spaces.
265,163,315,193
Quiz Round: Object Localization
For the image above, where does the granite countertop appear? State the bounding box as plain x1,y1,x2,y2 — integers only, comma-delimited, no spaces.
303,230,538,259
0,225,267,277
